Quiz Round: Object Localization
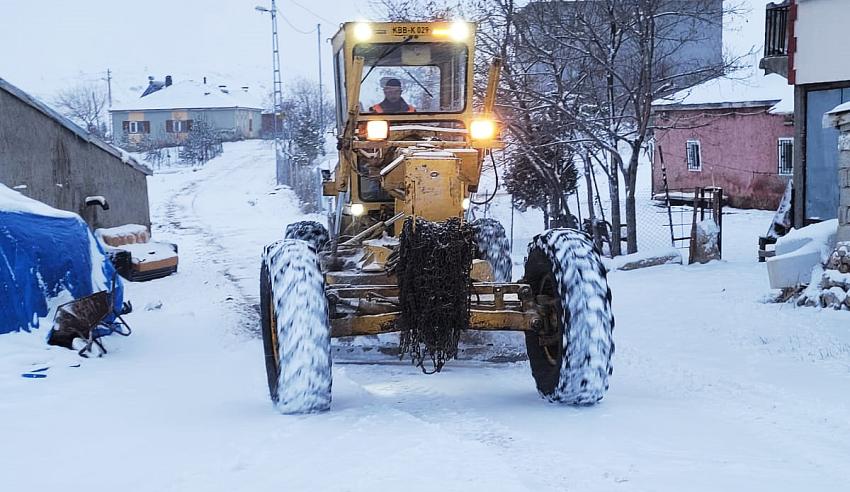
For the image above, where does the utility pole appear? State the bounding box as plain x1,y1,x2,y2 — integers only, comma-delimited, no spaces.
317,23,323,133
106,68,113,107
256,1,285,184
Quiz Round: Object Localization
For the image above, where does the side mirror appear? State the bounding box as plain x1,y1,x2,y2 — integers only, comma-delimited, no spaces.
85,196,109,211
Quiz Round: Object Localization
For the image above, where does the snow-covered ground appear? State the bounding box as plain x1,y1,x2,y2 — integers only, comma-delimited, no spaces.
3,140,850,491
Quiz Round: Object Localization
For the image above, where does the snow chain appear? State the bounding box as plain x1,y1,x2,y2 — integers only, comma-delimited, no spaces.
397,217,474,373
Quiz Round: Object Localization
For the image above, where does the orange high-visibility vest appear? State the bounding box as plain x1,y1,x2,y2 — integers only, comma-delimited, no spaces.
371,103,415,113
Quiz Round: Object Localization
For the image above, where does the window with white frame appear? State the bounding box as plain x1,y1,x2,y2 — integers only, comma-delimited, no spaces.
778,138,793,175
166,119,192,133
128,121,140,134
686,140,701,171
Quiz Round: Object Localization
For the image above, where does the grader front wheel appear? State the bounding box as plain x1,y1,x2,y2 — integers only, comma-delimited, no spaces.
260,239,332,414
523,229,615,405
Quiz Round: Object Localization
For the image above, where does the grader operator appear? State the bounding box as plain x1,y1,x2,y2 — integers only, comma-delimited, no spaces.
259,20,615,414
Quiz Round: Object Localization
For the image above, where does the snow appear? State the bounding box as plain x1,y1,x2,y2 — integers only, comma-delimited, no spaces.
94,224,150,246
118,242,177,264
828,101,850,115
111,79,263,112
0,182,78,218
2,141,850,490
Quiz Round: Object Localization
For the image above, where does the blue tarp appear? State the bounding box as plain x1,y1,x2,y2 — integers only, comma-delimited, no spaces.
0,209,123,335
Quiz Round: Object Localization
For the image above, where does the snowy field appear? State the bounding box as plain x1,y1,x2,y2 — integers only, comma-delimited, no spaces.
2,140,850,491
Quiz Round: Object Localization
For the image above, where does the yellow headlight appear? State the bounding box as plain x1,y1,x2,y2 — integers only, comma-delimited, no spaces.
350,203,365,216
366,120,389,141
353,23,372,41
470,119,496,140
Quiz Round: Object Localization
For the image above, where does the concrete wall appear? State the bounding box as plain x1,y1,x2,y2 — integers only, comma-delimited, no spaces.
652,105,794,209
794,0,850,85
111,107,262,145
0,88,151,229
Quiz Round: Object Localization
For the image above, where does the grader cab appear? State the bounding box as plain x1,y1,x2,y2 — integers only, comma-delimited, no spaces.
260,21,615,414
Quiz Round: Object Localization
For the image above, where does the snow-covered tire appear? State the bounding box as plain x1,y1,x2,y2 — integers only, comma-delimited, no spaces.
523,229,614,405
260,239,331,414
284,221,329,252
471,218,512,282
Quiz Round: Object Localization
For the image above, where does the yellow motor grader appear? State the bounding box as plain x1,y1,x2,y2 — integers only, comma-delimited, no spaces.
260,20,614,414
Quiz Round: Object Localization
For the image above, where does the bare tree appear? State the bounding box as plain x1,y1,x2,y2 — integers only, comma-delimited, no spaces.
372,0,748,255
53,83,109,137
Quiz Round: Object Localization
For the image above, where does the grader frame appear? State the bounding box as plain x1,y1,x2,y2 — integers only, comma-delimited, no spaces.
320,21,550,343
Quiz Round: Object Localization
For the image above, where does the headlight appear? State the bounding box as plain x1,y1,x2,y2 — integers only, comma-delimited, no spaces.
470,119,496,140
366,120,389,141
353,23,372,41
350,203,365,216
462,198,470,210
449,21,470,41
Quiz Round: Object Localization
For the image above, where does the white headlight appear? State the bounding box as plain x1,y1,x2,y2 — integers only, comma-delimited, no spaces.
449,21,470,41
470,119,496,140
366,120,389,140
350,203,365,216
462,198,470,210
353,23,372,41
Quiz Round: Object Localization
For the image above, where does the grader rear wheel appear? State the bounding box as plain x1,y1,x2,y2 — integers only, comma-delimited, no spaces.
471,218,512,282
523,229,614,405
260,239,332,414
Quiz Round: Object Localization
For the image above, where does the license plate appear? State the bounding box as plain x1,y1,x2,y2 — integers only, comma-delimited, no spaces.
392,25,430,36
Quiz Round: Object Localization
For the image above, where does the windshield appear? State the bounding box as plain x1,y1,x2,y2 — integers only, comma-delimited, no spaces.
354,42,468,114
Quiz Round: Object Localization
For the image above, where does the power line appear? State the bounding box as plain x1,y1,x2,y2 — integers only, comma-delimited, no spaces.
286,0,336,25
280,13,318,35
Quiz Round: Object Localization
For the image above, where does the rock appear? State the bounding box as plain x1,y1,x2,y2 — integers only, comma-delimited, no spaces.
614,248,683,271
691,218,720,264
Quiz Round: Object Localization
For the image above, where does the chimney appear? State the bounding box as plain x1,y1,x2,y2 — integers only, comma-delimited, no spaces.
165,75,173,87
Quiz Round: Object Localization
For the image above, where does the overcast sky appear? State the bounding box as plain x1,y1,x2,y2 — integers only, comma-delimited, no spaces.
0,0,374,102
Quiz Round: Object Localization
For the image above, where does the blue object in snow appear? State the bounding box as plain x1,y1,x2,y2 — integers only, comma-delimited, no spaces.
0,185,123,335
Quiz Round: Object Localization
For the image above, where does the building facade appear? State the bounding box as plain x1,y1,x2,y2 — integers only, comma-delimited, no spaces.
761,0,850,225
652,103,794,209
0,77,152,230
110,80,263,148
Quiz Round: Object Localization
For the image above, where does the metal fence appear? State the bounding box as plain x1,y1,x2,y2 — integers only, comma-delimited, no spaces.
276,146,322,213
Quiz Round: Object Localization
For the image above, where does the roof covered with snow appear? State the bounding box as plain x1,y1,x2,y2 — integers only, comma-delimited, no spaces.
111,80,263,112
653,0,794,114
0,77,151,176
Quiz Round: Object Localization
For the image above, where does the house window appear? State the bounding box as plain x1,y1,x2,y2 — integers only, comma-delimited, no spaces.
166,119,193,133
123,120,150,134
686,140,702,171
778,138,794,175
249,118,253,132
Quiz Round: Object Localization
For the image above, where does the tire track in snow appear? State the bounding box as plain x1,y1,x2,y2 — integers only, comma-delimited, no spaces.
157,166,261,336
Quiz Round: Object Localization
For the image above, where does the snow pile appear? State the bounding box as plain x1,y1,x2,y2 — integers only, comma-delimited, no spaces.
794,242,850,309
767,219,837,290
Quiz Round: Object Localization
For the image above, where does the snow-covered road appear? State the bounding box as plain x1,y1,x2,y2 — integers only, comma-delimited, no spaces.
3,141,849,491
